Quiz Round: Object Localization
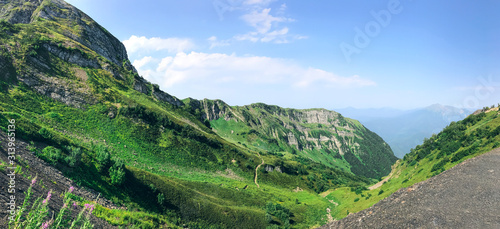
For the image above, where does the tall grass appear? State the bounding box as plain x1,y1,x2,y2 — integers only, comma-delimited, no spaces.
9,177,95,229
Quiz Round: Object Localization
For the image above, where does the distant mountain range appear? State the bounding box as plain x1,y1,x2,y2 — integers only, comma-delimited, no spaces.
336,104,474,158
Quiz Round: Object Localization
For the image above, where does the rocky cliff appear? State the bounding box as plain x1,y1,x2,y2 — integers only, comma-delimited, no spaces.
185,99,398,178
0,0,183,108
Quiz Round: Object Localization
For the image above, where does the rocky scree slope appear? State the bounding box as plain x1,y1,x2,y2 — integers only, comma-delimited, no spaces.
319,147,500,229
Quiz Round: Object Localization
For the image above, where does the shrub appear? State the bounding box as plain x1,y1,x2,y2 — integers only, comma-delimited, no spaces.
41,146,62,165
431,157,449,172
157,193,165,206
109,158,125,185
354,198,360,202
38,127,52,140
378,190,384,195
95,145,111,172
65,146,82,167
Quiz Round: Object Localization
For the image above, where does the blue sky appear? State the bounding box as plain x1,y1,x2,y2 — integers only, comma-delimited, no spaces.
66,0,500,110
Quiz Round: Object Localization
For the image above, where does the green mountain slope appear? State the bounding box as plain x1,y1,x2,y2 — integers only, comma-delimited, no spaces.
0,0,394,228
184,99,397,179
323,107,500,220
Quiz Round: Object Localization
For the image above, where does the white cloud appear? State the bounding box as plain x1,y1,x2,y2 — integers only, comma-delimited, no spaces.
294,69,376,88
240,8,290,34
243,0,276,6
132,51,376,89
123,35,195,54
235,7,302,43
213,0,304,44
208,36,230,49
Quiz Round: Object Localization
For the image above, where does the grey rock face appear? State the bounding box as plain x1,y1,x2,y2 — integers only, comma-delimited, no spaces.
42,43,100,68
0,0,130,68
152,86,184,107
0,0,191,109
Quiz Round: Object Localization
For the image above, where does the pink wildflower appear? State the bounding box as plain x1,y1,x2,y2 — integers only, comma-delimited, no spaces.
72,202,78,209
68,186,74,193
88,204,95,214
40,221,50,229
43,191,52,204
31,177,37,186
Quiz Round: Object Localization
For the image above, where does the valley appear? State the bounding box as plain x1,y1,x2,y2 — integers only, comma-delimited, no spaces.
0,0,497,228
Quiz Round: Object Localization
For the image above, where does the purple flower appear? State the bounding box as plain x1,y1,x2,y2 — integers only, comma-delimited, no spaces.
63,203,67,208
40,221,50,229
43,191,52,205
31,177,37,186
68,186,74,193
84,203,95,214
72,202,78,209
88,204,95,214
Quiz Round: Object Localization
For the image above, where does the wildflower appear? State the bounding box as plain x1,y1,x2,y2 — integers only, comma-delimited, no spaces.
40,221,51,229
69,186,74,193
43,191,52,204
63,203,67,208
73,202,78,209
88,204,95,214
31,177,37,186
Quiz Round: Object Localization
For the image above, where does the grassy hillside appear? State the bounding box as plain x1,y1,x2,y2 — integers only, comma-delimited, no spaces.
324,107,500,219
184,99,397,179
0,1,397,228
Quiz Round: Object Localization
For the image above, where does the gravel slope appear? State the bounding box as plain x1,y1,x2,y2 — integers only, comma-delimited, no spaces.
319,147,500,229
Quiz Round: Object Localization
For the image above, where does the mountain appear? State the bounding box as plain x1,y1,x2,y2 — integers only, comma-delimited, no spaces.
320,147,500,229
336,104,473,158
184,99,397,179
318,106,500,224
0,0,396,228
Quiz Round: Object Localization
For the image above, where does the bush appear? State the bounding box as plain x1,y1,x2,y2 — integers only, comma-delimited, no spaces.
65,146,82,167
354,198,360,202
38,127,52,140
157,193,165,205
431,157,449,172
95,145,111,172
109,158,125,185
41,146,62,165
378,190,384,195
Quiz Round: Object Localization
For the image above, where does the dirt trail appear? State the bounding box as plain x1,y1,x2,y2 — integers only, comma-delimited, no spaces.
254,152,264,188
319,148,500,229
368,160,399,190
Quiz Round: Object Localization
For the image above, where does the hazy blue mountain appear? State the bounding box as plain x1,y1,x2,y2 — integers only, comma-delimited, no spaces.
336,104,473,158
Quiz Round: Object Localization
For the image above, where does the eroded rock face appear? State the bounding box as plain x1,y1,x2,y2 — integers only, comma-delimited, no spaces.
42,43,100,68
152,86,184,107
0,0,130,68
1,0,185,108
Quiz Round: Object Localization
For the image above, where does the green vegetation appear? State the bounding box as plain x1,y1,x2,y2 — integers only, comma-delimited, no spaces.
195,102,397,179
326,108,500,220
0,10,382,228
9,179,94,229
